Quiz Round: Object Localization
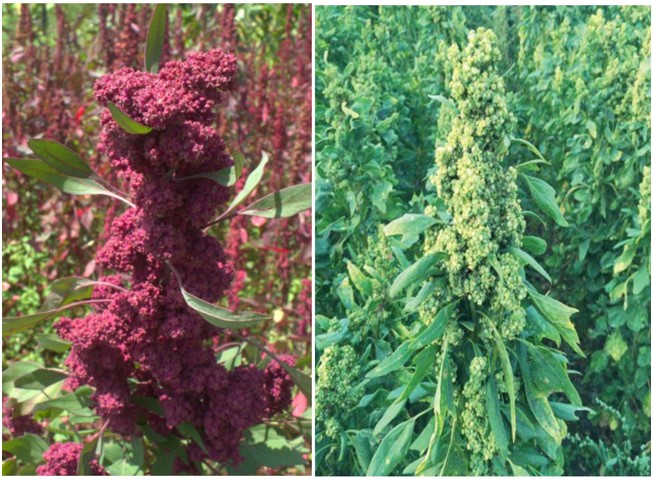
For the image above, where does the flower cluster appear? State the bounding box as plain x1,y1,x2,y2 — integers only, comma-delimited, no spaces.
316,345,362,439
422,28,531,473
54,49,294,466
460,356,495,475
638,166,650,227
426,28,526,338
36,442,107,476
2,396,43,438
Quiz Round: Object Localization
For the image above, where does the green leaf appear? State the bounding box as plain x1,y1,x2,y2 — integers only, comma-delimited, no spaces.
508,459,531,476
486,375,509,455
516,159,549,173
404,281,437,313
181,288,269,329
36,333,71,353
550,402,591,421
347,262,374,297
177,166,237,187
280,363,312,400
489,322,516,442
525,306,561,345
33,385,95,416
523,210,547,227
341,101,359,119
178,423,208,455
410,417,435,453
2,458,17,476
522,236,547,256
106,458,141,476
366,341,412,379
3,361,41,397
604,331,628,362
521,174,568,227
14,368,67,390
107,102,153,134
417,340,451,476
383,214,438,244
240,183,312,219
614,242,636,274
336,278,355,310
39,276,97,312
28,139,93,178
3,299,95,336
351,431,374,472
586,119,597,139
508,246,551,282
527,345,581,405
428,94,457,111
373,399,406,435
2,434,48,465
410,302,454,350
145,4,167,73
220,152,270,218
4,158,133,206
528,288,583,357
511,138,549,164
367,419,414,476
397,345,437,402
389,253,446,298
232,151,244,181
315,318,349,351
230,429,305,474
632,266,650,294
77,436,100,475
518,345,563,445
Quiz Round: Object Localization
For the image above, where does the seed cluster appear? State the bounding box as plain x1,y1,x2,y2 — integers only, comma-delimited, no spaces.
54,50,294,466
427,28,526,339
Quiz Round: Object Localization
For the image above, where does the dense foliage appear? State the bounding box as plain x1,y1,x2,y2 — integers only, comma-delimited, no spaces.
2,4,311,476
315,5,650,476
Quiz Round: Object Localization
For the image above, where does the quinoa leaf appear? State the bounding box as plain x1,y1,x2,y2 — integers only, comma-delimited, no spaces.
220,151,270,218
28,139,94,178
181,288,270,329
4,158,134,206
521,174,568,227
240,183,312,219
145,4,167,73
107,102,153,135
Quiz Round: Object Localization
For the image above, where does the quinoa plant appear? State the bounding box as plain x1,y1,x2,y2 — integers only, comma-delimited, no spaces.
316,28,584,476
3,6,311,475
513,6,650,473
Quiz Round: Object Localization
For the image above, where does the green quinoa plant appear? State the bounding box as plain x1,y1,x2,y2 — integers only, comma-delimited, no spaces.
316,28,585,476
513,6,651,472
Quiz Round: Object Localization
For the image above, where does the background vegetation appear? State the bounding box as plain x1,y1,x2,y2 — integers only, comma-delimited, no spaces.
315,5,650,476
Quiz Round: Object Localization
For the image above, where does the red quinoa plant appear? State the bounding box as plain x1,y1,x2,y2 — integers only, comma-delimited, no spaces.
3,5,311,475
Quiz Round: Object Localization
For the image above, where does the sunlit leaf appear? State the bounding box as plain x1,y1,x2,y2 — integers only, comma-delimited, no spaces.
14,368,67,390
145,4,167,73
107,102,153,134
240,183,312,219
181,288,269,329
367,418,414,476
389,253,446,298
4,158,133,206
28,139,93,178
521,174,568,227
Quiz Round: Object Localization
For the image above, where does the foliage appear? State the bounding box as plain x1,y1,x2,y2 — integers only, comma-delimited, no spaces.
512,6,651,474
315,5,650,477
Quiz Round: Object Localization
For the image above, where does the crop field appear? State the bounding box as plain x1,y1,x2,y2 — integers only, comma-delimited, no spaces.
2,4,311,475
315,5,650,477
